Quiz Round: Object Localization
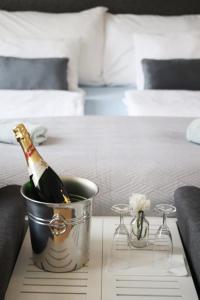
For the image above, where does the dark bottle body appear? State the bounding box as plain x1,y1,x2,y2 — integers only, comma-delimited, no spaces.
13,123,71,204
33,167,68,203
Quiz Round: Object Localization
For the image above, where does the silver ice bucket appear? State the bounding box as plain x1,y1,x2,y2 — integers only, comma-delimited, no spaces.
21,176,98,272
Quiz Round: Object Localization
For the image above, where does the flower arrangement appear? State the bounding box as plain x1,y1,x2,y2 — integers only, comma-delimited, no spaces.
129,193,151,213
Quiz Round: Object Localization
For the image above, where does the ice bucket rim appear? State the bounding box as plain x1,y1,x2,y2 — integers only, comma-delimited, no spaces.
20,175,99,208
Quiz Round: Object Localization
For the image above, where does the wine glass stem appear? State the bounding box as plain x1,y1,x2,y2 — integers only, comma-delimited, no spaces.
120,213,124,226
163,212,167,227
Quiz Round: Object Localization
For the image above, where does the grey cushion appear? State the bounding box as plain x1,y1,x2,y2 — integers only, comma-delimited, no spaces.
174,186,200,296
0,185,25,300
0,56,69,90
1,0,200,14
142,59,200,90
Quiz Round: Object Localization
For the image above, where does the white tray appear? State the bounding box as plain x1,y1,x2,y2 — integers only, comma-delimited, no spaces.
5,217,199,300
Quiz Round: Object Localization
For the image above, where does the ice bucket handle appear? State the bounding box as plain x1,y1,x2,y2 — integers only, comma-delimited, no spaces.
49,214,67,236
28,212,90,236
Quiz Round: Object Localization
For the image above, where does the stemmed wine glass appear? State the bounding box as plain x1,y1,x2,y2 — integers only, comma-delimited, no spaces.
107,204,130,271
111,204,130,247
153,204,176,270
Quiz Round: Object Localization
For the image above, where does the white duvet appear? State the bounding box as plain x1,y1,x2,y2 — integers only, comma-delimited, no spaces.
0,90,84,118
123,90,200,117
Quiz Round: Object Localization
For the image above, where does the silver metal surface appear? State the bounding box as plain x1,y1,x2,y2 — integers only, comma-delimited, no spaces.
21,176,98,272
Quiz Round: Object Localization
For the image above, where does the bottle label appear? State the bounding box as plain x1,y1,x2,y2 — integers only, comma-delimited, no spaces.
28,159,48,187
25,144,36,159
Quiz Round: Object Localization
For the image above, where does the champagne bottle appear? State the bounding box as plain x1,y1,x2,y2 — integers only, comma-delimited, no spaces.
13,123,71,204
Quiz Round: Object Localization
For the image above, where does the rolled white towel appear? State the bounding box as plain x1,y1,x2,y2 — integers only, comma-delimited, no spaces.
186,119,200,145
0,121,47,145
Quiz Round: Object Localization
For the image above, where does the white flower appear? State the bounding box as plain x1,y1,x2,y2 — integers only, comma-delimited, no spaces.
129,193,151,213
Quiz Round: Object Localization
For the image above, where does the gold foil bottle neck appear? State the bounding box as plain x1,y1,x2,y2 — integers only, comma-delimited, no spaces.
13,123,31,141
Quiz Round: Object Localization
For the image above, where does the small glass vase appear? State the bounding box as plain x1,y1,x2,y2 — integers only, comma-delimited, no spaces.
129,210,149,248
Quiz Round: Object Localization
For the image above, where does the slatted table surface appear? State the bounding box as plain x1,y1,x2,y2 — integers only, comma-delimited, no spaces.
5,217,199,300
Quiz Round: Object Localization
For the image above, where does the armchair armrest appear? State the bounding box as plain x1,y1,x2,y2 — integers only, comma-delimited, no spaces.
174,186,200,296
0,185,25,300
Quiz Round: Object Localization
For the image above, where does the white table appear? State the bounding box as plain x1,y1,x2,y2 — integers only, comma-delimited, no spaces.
5,217,199,300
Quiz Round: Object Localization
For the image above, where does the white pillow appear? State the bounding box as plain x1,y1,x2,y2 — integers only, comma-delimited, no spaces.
123,90,200,117
0,90,84,118
103,13,200,86
0,7,107,85
134,33,200,89
0,38,80,91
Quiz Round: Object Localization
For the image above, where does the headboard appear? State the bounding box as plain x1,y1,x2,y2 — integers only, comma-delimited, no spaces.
1,0,200,15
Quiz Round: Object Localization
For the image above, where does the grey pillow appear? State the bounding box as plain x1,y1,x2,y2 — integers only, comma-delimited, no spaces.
0,56,69,90
142,58,200,90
